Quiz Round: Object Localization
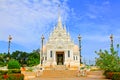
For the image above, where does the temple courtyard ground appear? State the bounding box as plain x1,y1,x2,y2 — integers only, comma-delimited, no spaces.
23,70,111,80
30,78,110,80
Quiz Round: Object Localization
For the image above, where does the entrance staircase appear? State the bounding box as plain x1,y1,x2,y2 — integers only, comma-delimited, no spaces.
39,69,108,79
39,65,77,78
25,66,109,80
39,70,77,78
37,70,108,79
54,65,67,70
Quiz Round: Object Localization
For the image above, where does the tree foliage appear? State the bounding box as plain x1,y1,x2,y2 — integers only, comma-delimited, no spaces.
11,51,28,66
0,53,7,67
10,49,40,67
0,49,40,67
95,46,120,72
27,50,40,67
8,59,20,69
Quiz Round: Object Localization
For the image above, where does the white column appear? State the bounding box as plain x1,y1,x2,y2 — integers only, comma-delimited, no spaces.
64,50,67,65
39,51,41,65
71,50,73,61
53,51,56,65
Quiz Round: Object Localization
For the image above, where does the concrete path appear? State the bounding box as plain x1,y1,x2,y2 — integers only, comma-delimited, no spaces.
23,70,111,80
29,78,110,80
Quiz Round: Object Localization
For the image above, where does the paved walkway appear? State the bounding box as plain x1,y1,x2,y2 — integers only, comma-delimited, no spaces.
29,78,110,80
23,70,111,80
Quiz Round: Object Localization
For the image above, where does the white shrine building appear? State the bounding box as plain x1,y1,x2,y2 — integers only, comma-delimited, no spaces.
40,14,80,70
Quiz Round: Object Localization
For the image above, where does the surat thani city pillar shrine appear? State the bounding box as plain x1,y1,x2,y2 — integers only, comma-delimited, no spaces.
39,14,81,70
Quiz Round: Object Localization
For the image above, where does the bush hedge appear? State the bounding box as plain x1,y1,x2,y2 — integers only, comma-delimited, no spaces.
0,69,21,75
0,70,8,75
112,73,120,80
8,69,21,74
0,73,24,80
104,71,120,79
8,59,20,69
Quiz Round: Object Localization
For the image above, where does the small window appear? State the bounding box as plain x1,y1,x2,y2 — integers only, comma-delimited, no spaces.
68,50,70,57
45,57,47,60
73,56,75,60
50,51,52,57
76,56,78,60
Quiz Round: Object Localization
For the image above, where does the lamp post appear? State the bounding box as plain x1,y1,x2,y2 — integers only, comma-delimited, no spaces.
78,34,82,65
8,35,12,60
110,34,113,48
41,35,44,66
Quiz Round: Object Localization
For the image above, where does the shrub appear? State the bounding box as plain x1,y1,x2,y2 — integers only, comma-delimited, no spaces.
0,75,3,80
104,71,113,79
96,45,120,79
8,59,20,69
104,71,120,79
8,74,24,80
0,70,8,75
0,69,21,75
8,69,21,74
0,73,24,80
112,73,120,80
95,47,120,72
0,61,6,67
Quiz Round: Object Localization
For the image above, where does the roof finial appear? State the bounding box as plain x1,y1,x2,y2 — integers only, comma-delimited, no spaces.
58,4,61,22
58,4,60,14
57,4,62,29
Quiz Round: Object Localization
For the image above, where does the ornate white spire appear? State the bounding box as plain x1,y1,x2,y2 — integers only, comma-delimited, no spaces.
47,5,74,45
57,5,63,29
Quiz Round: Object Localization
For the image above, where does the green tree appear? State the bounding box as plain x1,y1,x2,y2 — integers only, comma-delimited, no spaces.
0,53,7,67
10,49,40,67
11,50,28,66
95,45,120,72
11,50,20,60
27,50,40,67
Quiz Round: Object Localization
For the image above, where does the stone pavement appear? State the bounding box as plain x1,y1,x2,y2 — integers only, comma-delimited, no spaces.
23,70,111,80
29,78,110,80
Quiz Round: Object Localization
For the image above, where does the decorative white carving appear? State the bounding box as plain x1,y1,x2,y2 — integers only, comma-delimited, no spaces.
41,14,80,67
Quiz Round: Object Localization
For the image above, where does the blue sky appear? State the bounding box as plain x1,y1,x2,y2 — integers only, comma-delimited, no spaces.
0,0,120,64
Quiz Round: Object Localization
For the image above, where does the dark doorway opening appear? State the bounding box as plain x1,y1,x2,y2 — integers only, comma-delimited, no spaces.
56,52,64,65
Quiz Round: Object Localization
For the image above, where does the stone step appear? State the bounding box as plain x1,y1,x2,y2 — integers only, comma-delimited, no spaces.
54,65,66,70
36,70,107,79
21,71,36,80
40,70,77,78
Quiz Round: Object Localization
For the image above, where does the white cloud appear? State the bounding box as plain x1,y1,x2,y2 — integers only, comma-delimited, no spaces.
0,0,70,47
